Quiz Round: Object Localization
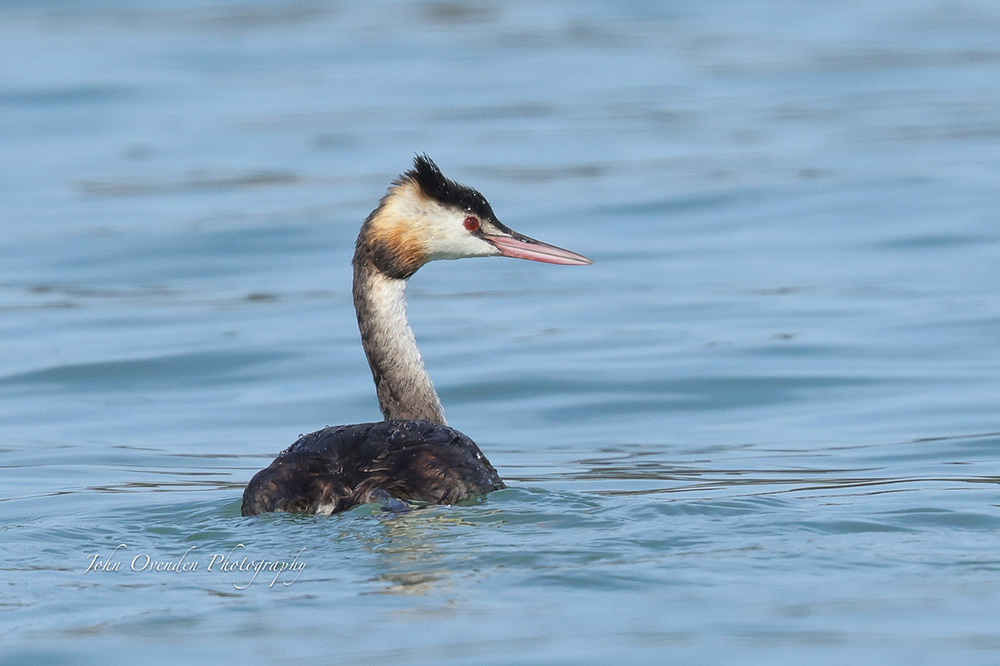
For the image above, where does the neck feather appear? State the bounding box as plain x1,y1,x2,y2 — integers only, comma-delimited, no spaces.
352,258,446,425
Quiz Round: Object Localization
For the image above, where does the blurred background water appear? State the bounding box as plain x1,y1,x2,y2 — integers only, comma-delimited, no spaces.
2,0,1000,663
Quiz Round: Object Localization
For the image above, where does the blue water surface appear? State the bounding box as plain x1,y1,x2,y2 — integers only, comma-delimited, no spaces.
2,1,1000,664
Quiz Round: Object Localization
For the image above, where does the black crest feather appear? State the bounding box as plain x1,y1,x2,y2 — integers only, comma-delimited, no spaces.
405,155,497,222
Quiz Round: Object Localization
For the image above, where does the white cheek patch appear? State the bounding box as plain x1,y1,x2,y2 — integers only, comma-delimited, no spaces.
420,200,498,261
380,181,498,262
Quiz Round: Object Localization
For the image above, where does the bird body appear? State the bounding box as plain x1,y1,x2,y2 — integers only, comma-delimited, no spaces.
241,420,502,516
242,156,590,516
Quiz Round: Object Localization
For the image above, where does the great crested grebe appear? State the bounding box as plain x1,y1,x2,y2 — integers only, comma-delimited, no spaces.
241,155,591,516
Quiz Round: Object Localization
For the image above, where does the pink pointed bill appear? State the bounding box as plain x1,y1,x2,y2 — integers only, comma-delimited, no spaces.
486,234,592,266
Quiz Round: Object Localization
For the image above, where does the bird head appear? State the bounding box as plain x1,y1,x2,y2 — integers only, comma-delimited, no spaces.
356,155,592,279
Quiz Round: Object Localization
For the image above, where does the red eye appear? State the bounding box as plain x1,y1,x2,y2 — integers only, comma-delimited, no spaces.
463,216,480,232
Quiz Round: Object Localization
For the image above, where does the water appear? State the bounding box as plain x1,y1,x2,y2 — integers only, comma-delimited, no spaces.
2,1,1000,663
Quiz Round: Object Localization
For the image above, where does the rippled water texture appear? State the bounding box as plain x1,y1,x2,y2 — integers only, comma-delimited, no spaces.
3,1,1000,663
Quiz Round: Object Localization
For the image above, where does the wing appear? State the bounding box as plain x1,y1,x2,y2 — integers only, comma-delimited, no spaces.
241,420,504,516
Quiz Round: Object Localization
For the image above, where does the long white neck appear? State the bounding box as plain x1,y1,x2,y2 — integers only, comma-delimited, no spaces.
352,260,447,425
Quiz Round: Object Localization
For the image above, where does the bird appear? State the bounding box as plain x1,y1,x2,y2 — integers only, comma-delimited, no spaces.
241,155,591,516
